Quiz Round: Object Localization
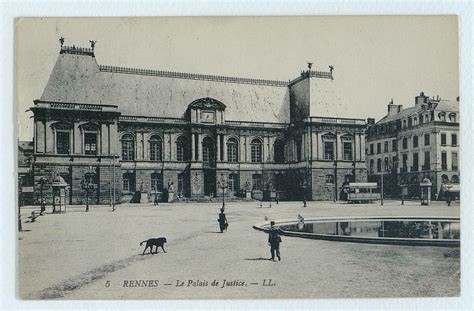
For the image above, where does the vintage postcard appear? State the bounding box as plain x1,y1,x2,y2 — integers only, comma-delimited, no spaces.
16,16,460,300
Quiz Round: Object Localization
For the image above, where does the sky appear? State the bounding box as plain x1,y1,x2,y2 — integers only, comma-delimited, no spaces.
16,16,459,140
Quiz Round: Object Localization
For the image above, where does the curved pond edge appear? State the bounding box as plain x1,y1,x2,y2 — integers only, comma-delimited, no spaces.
253,216,460,247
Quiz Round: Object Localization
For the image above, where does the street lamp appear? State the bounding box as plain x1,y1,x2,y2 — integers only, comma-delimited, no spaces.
39,177,45,214
217,173,228,210
300,177,308,207
266,182,274,208
81,167,96,212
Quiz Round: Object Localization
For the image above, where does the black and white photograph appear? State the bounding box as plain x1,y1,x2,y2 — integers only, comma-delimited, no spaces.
10,14,469,305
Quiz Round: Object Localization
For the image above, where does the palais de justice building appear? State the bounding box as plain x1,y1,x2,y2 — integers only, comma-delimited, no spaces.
30,44,367,205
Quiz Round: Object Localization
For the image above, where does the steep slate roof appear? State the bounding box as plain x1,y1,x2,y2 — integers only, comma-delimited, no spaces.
376,99,459,125
40,48,290,123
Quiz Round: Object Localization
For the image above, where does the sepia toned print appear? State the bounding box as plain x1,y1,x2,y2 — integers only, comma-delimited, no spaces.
17,17,460,299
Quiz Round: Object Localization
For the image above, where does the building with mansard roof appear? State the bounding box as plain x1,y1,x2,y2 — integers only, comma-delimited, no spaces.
30,44,367,205
366,92,460,200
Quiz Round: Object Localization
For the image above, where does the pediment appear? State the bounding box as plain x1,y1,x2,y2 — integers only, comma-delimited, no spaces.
188,97,226,110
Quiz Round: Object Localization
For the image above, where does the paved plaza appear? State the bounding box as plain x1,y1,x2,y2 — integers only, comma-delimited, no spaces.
18,200,460,299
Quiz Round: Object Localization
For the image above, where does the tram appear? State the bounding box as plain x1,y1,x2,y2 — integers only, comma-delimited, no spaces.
342,182,379,203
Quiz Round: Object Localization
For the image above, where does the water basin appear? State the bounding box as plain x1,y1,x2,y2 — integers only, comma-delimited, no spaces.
254,216,460,247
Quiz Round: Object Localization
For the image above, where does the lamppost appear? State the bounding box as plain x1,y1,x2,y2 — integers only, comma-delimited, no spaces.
300,177,308,207
81,167,96,212
39,177,45,214
266,182,274,208
217,173,228,210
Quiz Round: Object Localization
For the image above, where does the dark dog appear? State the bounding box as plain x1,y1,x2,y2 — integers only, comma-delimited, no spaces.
140,237,167,255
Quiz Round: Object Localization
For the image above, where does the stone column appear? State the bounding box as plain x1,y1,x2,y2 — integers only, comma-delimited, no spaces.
336,133,343,160
100,124,108,155
73,122,81,154
216,134,221,162
191,133,196,161
198,133,203,161
223,134,228,162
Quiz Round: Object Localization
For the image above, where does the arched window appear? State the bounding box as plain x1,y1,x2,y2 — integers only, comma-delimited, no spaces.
176,136,188,162
449,113,456,122
413,117,418,126
250,138,262,163
121,134,135,161
149,135,162,161
202,137,214,164
274,139,285,164
438,112,446,121
451,175,459,184
226,138,239,163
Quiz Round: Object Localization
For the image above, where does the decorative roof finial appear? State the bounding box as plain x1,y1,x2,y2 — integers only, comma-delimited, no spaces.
329,65,334,73
390,98,394,105
59,37,65,47
307,62,313,70
89,40,97,50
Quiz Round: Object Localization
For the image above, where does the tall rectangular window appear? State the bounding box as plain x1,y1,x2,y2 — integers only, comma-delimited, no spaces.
402,154,408,172
56,131,70,154
424,133,430,146
413,135,418,148
441,133,447,145
441,152,447,170
178,174,184,194
384,141,389,153
252,174,262,191
227,142,238,162
377,143,381,154
122,172,135,192
343,142,353,160
392,139,397,151
149,141,162,161
377,158,381,172
412,153,419,171
228,174,238,192
324,141,334,160
370,144,374,155
122,141,134,160
150,173,162,192
84,132,97,155
250,140,262,163
402,137,408,149
423,151,430,170
451,133,457,146
452,152,458,170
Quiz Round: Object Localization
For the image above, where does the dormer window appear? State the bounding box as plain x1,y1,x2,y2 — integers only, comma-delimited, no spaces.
438,112,446,121
449,113,457,122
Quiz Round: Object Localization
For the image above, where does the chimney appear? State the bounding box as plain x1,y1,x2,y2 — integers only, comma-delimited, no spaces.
387,99,403,117
367,118,375,125
415,91,428,107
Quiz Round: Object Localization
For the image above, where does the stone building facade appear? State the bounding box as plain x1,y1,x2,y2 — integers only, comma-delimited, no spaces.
29,44,367,205
366,92,460,199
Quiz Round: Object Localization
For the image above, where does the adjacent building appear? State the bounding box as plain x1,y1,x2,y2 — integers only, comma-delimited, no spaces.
366,92,460,199
28,43,367,205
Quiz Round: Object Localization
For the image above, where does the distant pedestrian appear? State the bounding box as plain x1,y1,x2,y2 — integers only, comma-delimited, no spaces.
40,198,46,215
217,208,228,233
154,194,159,206
268,221,282,261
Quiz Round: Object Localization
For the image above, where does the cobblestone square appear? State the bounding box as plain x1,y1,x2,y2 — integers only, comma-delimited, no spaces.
18,200,460,299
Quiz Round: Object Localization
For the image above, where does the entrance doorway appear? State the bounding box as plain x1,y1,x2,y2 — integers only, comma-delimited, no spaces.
204,169,216,197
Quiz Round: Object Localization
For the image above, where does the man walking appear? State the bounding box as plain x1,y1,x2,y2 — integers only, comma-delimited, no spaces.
268,221,282,261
